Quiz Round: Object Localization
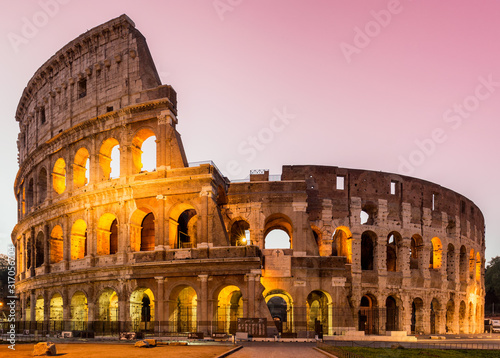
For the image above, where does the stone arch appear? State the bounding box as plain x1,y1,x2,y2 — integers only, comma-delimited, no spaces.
49,292,63,330
169,203,198,249
52,158,66,194
307,290,332,335
385,295,400,332
332,226,352,263
446,243,455,281
411,297,424,334
130,207,156,252
459,300,466,333
410,234,423,270
361,231,377,270
469,249,475,279
26,178,34,211
130,287,155,332
97,213,118,255
71,291,88,331
97,288,119,330
430,237,443,269
73,147,90,189
459,246,467,282
35,231,44,268
358,294,378,334
50,225,63,264
430,298,440,334
70,219,87,260
131,127,157,173
264,289,294,334
38,167,48,204
264,213,293,249
168,285,198,333
446,299,455,333
386,231,402,272
99,137,120,180
216,285,243,334
475,252,481,282
468,301,475,333
229,219,250,246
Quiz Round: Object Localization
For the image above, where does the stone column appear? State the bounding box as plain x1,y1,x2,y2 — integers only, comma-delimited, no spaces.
30,290,36,329
246,273,256,318
118,287,128,332
155,277,165,332
43,290,50,330
292,202,308,255
198,274,209,334
63,214,70,270
157,110,177,170
62,288,71,331
198,187,214,246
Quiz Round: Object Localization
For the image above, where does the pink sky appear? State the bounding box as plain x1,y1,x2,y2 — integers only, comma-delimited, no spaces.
1,0,499,262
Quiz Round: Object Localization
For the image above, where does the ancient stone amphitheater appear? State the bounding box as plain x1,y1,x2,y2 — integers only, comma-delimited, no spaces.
12,15,485,338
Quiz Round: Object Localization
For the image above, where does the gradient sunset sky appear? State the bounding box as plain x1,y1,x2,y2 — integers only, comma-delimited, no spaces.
0,0,499,263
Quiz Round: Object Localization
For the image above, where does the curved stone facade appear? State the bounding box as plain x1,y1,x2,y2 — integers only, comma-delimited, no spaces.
12,15,485,337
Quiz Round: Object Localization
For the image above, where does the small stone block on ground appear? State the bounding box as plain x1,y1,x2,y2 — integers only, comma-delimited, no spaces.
145,339,156,347
33,342,57,356
134,340,150,348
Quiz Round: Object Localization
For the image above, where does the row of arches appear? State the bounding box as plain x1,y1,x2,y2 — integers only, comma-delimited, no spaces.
18,129,157,217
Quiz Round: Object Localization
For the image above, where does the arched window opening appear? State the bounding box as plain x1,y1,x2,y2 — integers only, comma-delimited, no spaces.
361,202,377,225
97,289,118,331
265,290,293,334
459,301,466,333
386,296,399,331
38,168,47,204
410,234,423,270
52,158,66,194
141,213,155,251
429,237,442,269
73,147,90,188
26,237,32,270
97,214,119,256
459,246,467,282
50,293,63,331
176,209,197,249
361,231,376,270
170,286,197,333
446,300,455,333
411,298,424,334
132,129,156,173
230,220,250,246
217,285,243,334
99,138,120,180
50,226,63,264
332,226,352,262
476,253,481,282
430,298,440,334
446,244,455,281
307,290,331,335
35,296,44,325
469,249,475,279
358,295,378,334
130,288,155,332
264,214,293,250
71,291,88,331
70,219,87,260
26,179,34,211
35,232,44,268
386,232,401,272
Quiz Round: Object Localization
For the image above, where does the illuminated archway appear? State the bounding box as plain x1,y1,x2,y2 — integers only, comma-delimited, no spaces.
49,293,63,330
169,286,197,333
70,219,87,260
73,147,90,188
71,291,88,331
265,289,294,333
230,220,250,246
332,226,352,263
132,128,156,173
476,253,481,282
99,138,120,180
216,285,243,334
429,237,442,269
97,288,118,333
52,158,66,194
50,225,63,264
469,249,475,279
97,213,118,255
459,246,467,282
307,290,331,335
130,288,155,332
446,299,454,333
35,296,44,328
459,300,466,333
130,208,155,252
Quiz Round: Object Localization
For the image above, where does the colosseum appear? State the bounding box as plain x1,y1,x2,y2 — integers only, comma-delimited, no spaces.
12,15,485,339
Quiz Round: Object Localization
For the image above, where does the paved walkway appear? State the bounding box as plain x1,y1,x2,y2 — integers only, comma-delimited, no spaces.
230,343,328,357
